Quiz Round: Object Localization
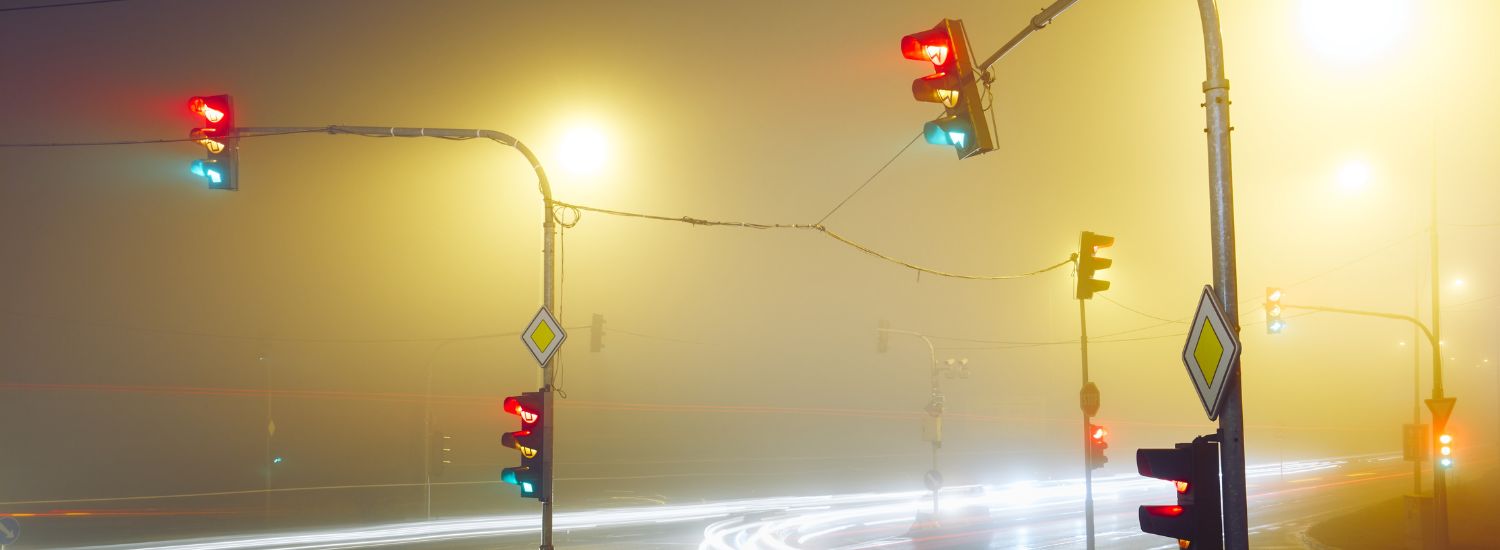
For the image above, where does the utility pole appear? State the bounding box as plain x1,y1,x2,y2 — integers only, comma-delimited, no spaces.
1079,297,1095,550
1193,2,1248,548
1428,162,1449,550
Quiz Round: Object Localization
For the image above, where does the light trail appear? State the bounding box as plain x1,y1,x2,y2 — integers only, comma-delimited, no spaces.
74,454,1401,550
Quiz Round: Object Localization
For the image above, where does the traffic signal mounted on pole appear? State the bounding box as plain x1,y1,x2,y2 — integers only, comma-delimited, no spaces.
1087,423,1109,470
187,95,237,190
501,392,546,499
1438,433,1453,468
430,430,452,478
1265,288,1284,334
1076,231,1115,300
901,19,995,159
1138,436,1223,549
590,313,605,353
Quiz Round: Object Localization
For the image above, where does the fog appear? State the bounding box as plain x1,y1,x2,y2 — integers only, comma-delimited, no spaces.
1,0,1497,546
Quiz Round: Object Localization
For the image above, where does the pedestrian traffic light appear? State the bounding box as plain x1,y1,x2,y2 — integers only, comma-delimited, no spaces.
501,392,545,499
1076,231,1114,300
1438,433,1453,468
901,19,994,159
430,430,452,478
1265,288,1284,334
1087,423,1109,470
590,313,605,353
187,95,237,190
1138,436,1222,549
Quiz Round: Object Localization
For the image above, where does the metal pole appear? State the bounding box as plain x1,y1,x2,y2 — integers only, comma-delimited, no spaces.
1429,165,1448,550
1079,297,1094,550
1193,2,1247,548
976,0,1082,74
236,125,557,550
1413,263,1422,495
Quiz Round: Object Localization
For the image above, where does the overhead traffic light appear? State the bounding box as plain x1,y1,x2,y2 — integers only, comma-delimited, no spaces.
1265,288,1284,334
1138,436,1222,549
186,95,237,190
1087,423,1109,470
590,313,605,353
1438,433,1453,468
1076,231,1115,300
430,430,452,478
501,392,546,499
901,19,994,159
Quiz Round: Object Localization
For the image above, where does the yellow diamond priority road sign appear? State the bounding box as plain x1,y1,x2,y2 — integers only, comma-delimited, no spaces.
522,306,567,367
1182,285,1241,421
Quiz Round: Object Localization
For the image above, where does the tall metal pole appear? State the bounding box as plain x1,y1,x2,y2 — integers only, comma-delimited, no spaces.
1413,262,1422,495
234,125,557,549
1428,165,1448,550
1193,2,1247,548
1079,298,1094,550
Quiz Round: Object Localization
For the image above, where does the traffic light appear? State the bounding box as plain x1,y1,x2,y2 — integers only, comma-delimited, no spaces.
1138,436,1222,549
590,313,605,353
501,392,545,499
1076,231,1114,300
1265,288,1284,334
429,430,452,478
187,95,237,190
1438,433,1453,468
901,19,995,159
1087,423,1109,470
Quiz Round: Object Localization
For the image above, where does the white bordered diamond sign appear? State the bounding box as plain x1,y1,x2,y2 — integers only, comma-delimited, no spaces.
1182,285,1242,421
522,306,567,367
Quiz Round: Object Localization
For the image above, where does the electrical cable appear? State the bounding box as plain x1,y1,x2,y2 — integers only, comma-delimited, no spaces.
553,200,1072,281
815,132,921,225
0,0,129,13
0,128,325,148
1099,294,1186,324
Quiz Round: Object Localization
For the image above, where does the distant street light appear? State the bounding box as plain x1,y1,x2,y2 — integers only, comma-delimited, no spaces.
556,124,609,176
1336,159,1372,192
1299,0,1410,64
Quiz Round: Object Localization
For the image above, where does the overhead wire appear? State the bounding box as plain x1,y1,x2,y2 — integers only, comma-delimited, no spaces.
553,200,1073,281
815,132,922,225
0,0,130,13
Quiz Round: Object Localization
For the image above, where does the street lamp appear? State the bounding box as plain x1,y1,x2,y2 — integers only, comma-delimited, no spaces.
1298,0,1411,65
555,123,610,177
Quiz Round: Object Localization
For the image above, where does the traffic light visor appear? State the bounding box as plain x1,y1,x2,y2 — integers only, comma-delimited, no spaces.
504,396,539,424
901,26,951,65
188,97,225,123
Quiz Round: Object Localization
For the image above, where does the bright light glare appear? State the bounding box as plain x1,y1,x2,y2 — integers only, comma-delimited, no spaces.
1452,278,1465,288
1299,0,1410,64
1337,160,1372,191
1439,434,1452,444
556,125,609,176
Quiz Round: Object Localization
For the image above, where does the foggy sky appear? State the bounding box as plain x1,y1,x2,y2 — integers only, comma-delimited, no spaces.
2,0,1497,510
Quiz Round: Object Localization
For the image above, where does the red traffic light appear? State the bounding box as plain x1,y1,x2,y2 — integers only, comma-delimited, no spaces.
1144,505,1184,518
900,26,952,66
188,96,225,123
1091,426,1108,441
504,396,540,424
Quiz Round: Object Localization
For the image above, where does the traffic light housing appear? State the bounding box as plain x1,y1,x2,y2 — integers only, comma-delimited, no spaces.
1076,231,1114,300
1438,433,1453,468
1138,436,1222,549
187,95,237,190
501,392,546,499
901,19,994,159
430,430,451,478
590,313,605,353
1265,288,1284,334
1087,423,1109,470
